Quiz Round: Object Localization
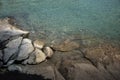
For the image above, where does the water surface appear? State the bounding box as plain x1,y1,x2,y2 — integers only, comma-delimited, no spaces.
0,0,120,41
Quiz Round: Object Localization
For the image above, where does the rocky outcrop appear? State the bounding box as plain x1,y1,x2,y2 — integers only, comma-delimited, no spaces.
0,18,54,67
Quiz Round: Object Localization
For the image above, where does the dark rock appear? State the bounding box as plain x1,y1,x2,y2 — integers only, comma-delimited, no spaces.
3,37,23,64
16,38,34,61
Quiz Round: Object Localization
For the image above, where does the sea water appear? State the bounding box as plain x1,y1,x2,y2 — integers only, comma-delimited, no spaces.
0,0,120,41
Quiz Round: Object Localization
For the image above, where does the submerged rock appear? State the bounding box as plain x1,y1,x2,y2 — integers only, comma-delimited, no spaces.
16,38,34,61
51,39,80,52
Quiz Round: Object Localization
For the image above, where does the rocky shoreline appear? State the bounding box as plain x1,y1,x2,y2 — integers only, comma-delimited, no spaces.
0,18,120,80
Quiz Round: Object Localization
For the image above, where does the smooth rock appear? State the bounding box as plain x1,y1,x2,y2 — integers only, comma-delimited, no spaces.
8,64,22,72
33,40,45,49
43,46,54,58
51,39,79,52
22,48,46,64
16,38,34,61
3,37,23,63
35,48,46,64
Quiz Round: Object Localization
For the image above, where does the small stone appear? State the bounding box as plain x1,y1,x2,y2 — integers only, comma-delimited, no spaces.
22,48,46,64
33,40,45,49
16,38,34,61
8,65,22,72
35,48,46,64
3,37,23,63
43,46,54,58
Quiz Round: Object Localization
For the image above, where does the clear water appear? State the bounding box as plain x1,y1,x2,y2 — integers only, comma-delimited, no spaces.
0,0,120,41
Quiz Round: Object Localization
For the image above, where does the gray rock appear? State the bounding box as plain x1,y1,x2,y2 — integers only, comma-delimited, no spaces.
3,37,23,63
0,18,29,43
16,38,34,61
8,64,22,72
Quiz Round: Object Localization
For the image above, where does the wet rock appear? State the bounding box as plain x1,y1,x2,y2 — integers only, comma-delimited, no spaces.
33,40,45,49
16,38,34,61
3,37,23,63
43,46,54,58
8,64,22,72
51,39,80,52
22,48,46,64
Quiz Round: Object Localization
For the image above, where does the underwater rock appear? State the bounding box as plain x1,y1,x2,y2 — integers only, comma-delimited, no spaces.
3,37,23,63
33,40,45,49
51,39,80,52
16,38,34,61
43,46,54,58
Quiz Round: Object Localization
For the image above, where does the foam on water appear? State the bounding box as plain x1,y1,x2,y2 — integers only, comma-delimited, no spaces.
0,0,120,41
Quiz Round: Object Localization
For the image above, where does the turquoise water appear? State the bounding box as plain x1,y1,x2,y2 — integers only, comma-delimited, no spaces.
0,0,120,41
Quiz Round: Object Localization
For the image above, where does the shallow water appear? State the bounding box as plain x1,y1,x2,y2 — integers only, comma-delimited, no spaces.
0,0,120,41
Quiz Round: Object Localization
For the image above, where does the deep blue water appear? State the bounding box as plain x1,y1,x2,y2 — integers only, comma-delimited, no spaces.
0,0,120,41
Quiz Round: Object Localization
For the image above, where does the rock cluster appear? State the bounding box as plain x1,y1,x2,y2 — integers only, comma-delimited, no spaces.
0,18,54,67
